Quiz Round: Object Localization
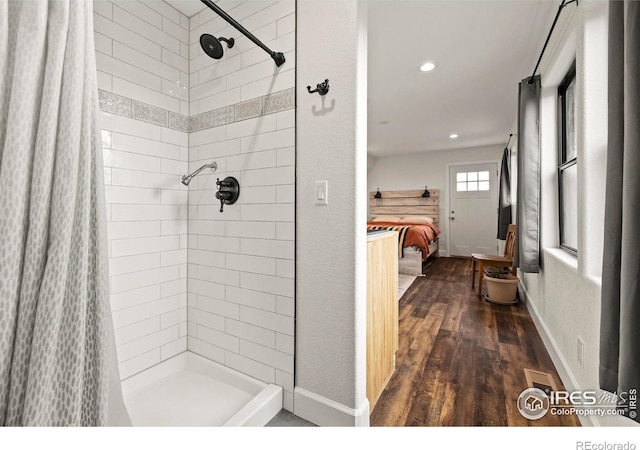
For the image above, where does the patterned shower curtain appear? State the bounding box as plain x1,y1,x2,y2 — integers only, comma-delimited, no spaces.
0,1,114,425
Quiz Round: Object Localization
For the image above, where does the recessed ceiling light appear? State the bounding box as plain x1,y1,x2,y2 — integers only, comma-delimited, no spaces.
380,120,390,125
449,133,459,139
420,62,436,72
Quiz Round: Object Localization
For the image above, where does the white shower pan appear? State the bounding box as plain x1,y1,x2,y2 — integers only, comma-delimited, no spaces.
121,352,282,426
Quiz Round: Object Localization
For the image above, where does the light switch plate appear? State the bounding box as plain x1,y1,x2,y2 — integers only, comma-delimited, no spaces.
315,180,328,205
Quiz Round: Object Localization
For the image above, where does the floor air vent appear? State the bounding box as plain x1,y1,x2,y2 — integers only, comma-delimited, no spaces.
524,368,558,395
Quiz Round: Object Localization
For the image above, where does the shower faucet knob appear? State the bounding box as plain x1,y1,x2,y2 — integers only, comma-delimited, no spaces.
216,191,232,201
214,176,240,213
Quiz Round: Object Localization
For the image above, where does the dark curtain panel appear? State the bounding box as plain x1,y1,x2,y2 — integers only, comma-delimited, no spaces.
514,76,541,273
600,0,640,423
497,147,512,240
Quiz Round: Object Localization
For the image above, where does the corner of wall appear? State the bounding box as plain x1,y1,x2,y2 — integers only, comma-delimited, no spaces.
186,0,297,412
293,388,370,427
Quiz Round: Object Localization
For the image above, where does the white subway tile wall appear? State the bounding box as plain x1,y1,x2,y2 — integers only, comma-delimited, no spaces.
95,0,296,412
187,0,295,411
94,0,190,380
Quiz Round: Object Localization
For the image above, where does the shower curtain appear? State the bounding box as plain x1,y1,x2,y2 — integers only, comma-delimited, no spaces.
0,1,122,425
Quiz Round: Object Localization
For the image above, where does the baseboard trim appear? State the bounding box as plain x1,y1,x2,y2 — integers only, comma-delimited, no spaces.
520,281,598,427
293,387,370,427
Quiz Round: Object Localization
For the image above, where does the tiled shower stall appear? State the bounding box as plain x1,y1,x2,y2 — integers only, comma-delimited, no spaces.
94,0,296,411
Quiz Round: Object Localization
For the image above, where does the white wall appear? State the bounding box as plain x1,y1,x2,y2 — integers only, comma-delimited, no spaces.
367,153,377,175
186,0,296,412
367,144,503,255
521,0,635,426
94,0,190,379
295,1,369,426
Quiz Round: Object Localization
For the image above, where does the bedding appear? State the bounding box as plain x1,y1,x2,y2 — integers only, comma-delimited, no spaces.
371,215,402,222
366,221,441,261
399,215,434,224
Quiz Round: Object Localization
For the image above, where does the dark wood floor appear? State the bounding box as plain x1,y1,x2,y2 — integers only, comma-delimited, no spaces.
370,257,580,427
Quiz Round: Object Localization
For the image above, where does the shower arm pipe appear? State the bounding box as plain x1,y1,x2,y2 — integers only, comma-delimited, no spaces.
200,0,285,67
182,162,217,185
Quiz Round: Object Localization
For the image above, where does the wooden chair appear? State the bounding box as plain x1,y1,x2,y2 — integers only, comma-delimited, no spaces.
471,224,517,296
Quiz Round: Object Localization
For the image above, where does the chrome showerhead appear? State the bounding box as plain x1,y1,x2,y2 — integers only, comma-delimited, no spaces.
181,162,217,187
200,34,234,59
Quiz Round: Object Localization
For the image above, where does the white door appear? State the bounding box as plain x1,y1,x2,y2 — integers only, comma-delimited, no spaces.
448,163,499,257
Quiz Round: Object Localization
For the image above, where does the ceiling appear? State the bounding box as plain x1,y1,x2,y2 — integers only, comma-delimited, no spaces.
367,1,555,157
165,0,206,17
165,1,555,157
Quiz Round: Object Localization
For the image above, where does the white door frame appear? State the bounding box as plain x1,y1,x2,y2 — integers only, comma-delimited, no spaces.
445,159,501,258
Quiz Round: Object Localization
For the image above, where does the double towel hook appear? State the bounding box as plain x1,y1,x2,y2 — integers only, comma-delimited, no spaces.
307,79,330,96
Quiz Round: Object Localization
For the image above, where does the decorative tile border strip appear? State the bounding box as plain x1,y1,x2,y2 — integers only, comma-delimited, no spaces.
98,87,295,134
189,88,295,132
98,90,189,132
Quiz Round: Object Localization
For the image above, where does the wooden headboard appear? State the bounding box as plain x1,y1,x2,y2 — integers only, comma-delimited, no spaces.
369,189,440,226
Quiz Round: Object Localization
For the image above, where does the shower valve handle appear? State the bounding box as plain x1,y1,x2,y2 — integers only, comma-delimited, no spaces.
215,190,232,212
214,176,240,213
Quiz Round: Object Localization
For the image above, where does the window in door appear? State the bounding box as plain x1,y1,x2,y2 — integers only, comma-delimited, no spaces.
456,171,490,192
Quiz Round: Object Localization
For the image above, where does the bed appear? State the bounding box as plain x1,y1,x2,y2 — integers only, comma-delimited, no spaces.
368,189,441,275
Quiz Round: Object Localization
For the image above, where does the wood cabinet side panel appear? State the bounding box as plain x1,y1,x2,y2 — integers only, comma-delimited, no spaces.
367,233,399,411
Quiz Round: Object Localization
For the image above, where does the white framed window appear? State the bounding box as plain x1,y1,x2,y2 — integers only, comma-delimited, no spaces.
456,171,490,192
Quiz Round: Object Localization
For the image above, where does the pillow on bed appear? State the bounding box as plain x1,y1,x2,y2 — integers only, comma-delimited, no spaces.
399,215,434,224
371,215,402,222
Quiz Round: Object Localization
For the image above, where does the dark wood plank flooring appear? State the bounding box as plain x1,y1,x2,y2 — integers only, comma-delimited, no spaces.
370,257,580,427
